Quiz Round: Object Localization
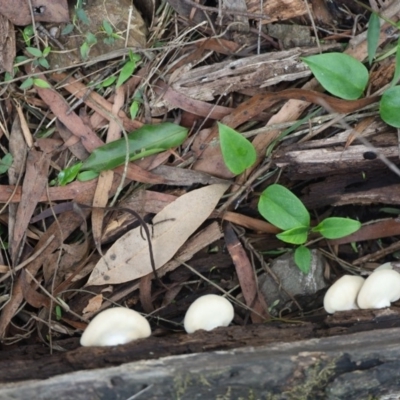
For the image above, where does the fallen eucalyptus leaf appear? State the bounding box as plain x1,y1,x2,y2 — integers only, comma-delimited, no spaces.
87,183,229,285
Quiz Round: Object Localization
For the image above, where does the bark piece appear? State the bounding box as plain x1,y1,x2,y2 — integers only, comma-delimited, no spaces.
247,0,307,23
170,47,338,102
0,14,15,73
274,144,399,179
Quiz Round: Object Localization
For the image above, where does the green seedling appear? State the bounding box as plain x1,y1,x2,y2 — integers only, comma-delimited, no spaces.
20,77,51,90
25,46,51,69
258,184,361,273
80,32,97,60
22,25,35,46
116,52,141,88
129,91,143,119
57,122,188,185
102,20,123,45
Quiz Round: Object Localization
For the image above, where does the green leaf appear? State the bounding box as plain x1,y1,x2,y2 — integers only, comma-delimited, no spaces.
33,78,51,88
276,226,309,245
85,32,97,46
76,7,90,25
38,57,50,69
218,122,256,175
294,246,311,274
101,76,117,87
57,162,83,186
20,77,34,90
312,217,361,239
55,305,62,320
380,86,400,128
102,19,113,36
0,154,13,174
15,56,28,64
42,46,51,57
367,12,381,65
81,122,188,173
301,53,368,100
80,42,90,60
78,170,99,181
392,38,400,86
258,184,310,230
129,100,139,119
26,47,42,58
23,25,34,45
61,24,74,35
103,37,115,46
129,52,141,63
116,60,136,88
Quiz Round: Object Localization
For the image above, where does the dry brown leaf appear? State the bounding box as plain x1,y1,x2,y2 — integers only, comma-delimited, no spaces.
8,116,27,258
11,150,50,264
82,294,103,314
224,223,269,323
0,0,69,26
92,86,124,253
87,184,229,286
92,170,114,255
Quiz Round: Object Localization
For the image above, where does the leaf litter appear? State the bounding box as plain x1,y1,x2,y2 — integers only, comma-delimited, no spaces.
0,0,400,363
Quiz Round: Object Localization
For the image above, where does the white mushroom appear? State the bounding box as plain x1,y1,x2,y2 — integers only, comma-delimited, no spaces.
184,294,234,334
80,307,151,347
357,269,400,309
323,275,365,314
373,262,393,272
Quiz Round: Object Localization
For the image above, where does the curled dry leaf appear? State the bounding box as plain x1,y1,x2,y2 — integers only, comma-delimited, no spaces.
87,184,229,285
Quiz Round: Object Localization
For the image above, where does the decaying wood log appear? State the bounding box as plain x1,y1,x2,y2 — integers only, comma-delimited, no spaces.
1,308,400,399
2,325,400,399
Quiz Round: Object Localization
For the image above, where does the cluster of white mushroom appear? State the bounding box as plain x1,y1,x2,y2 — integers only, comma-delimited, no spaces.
323,263,400,314
80,294,234,347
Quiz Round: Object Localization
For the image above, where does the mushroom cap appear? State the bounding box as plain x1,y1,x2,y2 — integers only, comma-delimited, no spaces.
357,269,400,309
374,262,393,272
323,275,365,314
183,294,234,334
80,307,151,347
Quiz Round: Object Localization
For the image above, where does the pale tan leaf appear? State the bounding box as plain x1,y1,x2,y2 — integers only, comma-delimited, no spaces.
87,184,229,285
82,294,103,314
